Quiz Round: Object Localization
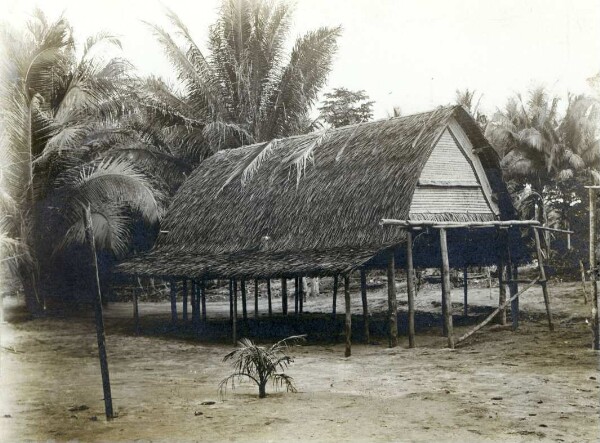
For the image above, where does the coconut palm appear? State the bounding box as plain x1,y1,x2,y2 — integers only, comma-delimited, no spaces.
145,0,341,161
219,335,305,398
0,10,164,311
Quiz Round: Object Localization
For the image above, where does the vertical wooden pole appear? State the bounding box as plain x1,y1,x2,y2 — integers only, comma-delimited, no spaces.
83,206,114,420
440,228,454,349
241,279,247,321
332,275,338,320
281,278,288,316
344,275,351,358
254,279,259,319
497,259,507,325
533,227,554,331
463,266,468,317
387,249,398,348
182,279,188,322
267,279,272,317
133,280,140,334
228,279,233,321
232,279,238,345
294,277,299,315
440,264,448,337
406,231,416,348
200,279,207,323
589,188,599,350
190,280,197,324
170,279,178,326
299,277,304,313
360,269,370,344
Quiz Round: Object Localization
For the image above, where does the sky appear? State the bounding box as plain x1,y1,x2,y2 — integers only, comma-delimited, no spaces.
2,0,600,118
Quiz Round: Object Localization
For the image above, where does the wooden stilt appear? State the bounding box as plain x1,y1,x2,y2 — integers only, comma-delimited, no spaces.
299,277,304,313
387,249,398,348
200,279,207,323
83,206,114,420
254,279,259,319
344,275,351,357
182,279,188,322
267,279,272,317
441,264,448,337
190,280,197,324
406,231,416,348
463,266,468,317
533,228,554,331
360,269,369,344
294,277,299,315
281,278,288,316
133,279,140,335
510,264,519,330
241,279,247,321
589,188,599,350
497,259,507,325
232,279,238,345
440,228,455,349
228,279,233,321
332,275,338,320
170,278,178,326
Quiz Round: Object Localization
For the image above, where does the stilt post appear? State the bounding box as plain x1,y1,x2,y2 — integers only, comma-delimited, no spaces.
463,266,468,317
294,277,299,315
332,275,338,320
387,249,399,348
200,279,206,323
497,259,507,325
182,279,188,321
133,278,140,334
83,206,114,420
170,278,178,325
241,279,247,321
344,275,351,357
299,276,304,313
232,279,238,345
406,231,416,348
360,269,369,344
281,278,288,316
589,188,599,350
440,228,455,349
267,279,272,317
533,227,554,331
254,279,259,319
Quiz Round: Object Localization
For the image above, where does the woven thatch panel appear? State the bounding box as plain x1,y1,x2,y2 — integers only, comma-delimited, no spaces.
119,106,518,278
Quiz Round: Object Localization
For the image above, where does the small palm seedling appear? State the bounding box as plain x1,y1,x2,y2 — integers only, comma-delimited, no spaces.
219,335,306,399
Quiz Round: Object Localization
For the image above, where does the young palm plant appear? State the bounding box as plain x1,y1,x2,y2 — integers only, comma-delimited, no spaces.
219,335,306,399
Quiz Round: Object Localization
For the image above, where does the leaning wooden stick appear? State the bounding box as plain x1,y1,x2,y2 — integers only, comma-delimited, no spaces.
455,277,540,346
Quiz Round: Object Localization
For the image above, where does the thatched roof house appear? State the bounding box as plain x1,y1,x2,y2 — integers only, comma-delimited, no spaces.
120,105,520,280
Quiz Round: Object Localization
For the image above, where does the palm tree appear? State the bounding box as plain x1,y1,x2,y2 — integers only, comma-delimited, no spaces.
145,0,341,161
1,10,163,312
219,335,305,398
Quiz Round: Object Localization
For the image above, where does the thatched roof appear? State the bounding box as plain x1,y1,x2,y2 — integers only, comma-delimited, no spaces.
119,105,519,279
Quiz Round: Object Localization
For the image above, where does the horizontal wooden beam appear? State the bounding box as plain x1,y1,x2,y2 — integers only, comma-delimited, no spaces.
380,219,540,229
534,226,574,234
418,179,480,187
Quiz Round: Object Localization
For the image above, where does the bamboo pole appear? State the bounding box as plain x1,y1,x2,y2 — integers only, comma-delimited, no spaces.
344,275,351,358
228,279,233,321
498,259,507,325
170,279,177,325
254,279,259,319
267,279,272,317
299,276,304,313
133,281,140,335
190,280,197,324
579,260,589,304
182,279,188,322
440,228,454,349
240,279,247,321
590,188,599,350
281,278,288,316
387,249,398,348
200,279,206,323
463,266,468,317
381,219,540,228
332,275,338,320
83,206,114,420
406,231,416,348
456,278,540,345
294,277,299,315
232,279,237,345
360,269,370,344
533,227,554,331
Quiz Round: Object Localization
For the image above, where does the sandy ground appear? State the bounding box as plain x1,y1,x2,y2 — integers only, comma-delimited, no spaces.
1,277,599,442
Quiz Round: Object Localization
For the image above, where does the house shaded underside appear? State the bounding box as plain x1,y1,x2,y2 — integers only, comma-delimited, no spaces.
119,106,526,280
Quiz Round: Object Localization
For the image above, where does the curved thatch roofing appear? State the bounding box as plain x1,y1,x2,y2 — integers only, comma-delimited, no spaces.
120,105,517,279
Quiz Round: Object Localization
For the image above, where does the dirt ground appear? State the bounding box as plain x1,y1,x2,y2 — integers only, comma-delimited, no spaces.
1,276,599,442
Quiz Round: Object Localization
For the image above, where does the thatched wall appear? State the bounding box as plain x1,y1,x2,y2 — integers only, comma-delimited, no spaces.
119,105,519,279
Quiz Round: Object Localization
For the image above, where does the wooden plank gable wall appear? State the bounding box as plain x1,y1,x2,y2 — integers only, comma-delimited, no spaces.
409,123,498,220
